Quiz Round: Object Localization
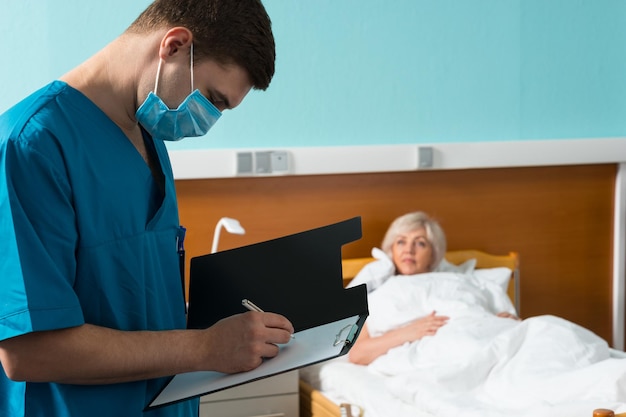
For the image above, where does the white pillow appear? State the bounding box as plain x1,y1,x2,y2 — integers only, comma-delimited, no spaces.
435,257,477,274
472,267,516,315
473,267,512,293
346,248,395,293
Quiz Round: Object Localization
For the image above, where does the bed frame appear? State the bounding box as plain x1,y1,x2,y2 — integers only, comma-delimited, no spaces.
300,249,518,417
298,250,621,417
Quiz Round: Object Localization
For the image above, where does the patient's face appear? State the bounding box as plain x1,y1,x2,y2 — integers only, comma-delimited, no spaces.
391,227,433,275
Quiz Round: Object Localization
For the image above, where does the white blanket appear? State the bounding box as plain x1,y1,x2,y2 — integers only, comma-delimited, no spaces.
309,271,626,417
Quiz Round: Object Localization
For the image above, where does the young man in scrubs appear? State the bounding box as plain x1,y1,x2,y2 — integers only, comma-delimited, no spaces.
0,1,294,416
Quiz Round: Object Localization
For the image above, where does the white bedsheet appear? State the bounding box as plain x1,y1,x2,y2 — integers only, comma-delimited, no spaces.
301,271,626,417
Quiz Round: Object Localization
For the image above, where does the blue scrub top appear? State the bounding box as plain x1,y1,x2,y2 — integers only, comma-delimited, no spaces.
0,81,198,417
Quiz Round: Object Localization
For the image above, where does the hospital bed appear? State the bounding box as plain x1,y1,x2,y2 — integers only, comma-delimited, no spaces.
298,250,626,417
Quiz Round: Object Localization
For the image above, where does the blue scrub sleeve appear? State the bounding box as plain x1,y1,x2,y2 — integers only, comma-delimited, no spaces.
0,130,84,341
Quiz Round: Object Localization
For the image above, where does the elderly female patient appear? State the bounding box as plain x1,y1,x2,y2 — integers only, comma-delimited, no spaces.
312,211,624,416
347,211,518,365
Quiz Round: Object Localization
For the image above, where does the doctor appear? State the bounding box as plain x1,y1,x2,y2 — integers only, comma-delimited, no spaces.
0,1,293,416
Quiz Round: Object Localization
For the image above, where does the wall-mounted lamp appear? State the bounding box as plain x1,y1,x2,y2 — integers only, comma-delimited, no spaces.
211,217,246,253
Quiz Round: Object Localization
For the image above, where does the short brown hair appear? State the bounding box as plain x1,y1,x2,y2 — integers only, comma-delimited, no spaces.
127,0,275,90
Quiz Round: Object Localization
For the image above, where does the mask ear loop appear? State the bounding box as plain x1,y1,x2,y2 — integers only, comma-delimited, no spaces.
153,42,193,96
154,59,163,95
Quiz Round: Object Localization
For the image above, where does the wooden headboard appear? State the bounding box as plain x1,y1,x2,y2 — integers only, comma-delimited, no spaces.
175,164,617,345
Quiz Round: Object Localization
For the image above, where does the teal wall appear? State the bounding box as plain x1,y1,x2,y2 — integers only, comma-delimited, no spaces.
1,1,624,150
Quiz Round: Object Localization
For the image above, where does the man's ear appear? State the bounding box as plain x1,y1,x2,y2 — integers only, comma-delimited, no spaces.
158,27,193,60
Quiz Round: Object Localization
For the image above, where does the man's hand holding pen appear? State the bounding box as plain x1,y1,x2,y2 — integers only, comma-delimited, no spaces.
197,308,294,373
242,299,295,340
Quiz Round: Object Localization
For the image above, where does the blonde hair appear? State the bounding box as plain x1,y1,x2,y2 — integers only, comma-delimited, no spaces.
381,211,447,271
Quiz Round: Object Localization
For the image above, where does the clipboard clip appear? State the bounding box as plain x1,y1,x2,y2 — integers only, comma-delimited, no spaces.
333,323,359,346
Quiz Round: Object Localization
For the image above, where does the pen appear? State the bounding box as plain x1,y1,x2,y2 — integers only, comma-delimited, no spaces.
241,299,295,339
241,298,263,312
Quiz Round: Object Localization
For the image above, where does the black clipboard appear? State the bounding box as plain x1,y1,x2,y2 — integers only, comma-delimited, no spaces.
146,217,368,409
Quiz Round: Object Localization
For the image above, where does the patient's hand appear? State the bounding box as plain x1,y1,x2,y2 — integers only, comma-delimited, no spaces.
496,312,521,321
407,311,449,340
348,311,449,365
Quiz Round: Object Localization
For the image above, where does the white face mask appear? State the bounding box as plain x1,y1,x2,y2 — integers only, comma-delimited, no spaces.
135,44,222,141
